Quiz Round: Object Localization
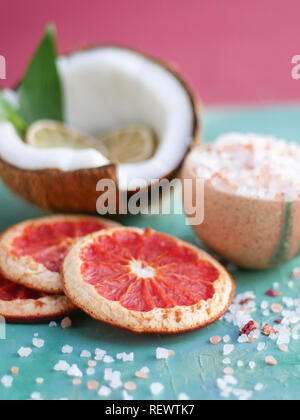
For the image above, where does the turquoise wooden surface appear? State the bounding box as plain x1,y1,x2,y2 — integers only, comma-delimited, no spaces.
0,104,300,400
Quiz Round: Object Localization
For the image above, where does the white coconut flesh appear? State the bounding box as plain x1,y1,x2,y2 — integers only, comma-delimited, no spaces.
0,47,195,191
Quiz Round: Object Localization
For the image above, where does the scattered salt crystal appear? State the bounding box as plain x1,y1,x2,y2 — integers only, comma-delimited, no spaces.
273,283,280,290
30,392,42,400
88,360,97,367
104,368,122,389
223,335,231,343
254,383,264,392
117,352,134,362
261,301,269,310
238,334,249,344
49,321,57,328
61,317,72,329
62,345,73,354
271,303,283,314
86,368,95,376
156,348,171,360
150,382,164,396
265,356,277,366
103,355,114,364
95,348,106,361
210,336,221,345
237,361,244,368
223,358,231,365
291,268,300,279
124,381,137,392
80,350,91,358
34,333,39,337
249,361,256,370
141,367,150,374
123,390,134,401
263,310,270,317
1,375,13,388
11,367,19,375
98,386,112,397
223,344,234,356
87,380,99,391
178,393,190,400
288,281,294,289
36,378,44,385
279,344,289,352
67,365,83,378
72,379,82,386
54,360,70,372
257,342,265,352
32,338,44,349
223,367,234,375
18,347,32,358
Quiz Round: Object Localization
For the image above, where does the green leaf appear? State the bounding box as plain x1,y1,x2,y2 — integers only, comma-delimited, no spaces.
18,24,64,124
0,91,28,137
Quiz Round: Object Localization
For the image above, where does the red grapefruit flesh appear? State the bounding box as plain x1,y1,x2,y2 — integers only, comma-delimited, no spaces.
62,227,235,334
0,215,121,294
0,272,75,323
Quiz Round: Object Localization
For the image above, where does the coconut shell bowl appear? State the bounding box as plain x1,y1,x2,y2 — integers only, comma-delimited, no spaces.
181,133,300,270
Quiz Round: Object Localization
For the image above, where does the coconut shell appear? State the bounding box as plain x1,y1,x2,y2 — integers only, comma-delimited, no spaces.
0,46,200,214
182,149,300,270
0,159,118,214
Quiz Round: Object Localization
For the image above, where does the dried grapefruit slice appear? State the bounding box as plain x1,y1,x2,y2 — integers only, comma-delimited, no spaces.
0,215,121,294
0,272,75,323
62,227,235,334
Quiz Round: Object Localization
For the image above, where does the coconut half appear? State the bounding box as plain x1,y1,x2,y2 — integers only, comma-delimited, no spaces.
0,46,199,213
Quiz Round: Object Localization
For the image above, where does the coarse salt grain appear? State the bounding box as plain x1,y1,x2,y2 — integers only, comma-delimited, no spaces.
223,358,231,365
279,344,289,352
62,345,73,354
98,386,112,397
191,133,300,201
72,379,82,386
223,344,234,356
32,338,44,349
210,336,221,345
67,364,83,378
150,382,164,396
124,381,137,392
257,342,266,352
178,393,190,400
223,367,234,375
80,350,91,358
87,380,99,391
117,352,134,362
54,360,70,372
86,367,95,376
36,378,44,385
61,317,72,329
271,304,283,314
249,361,256,370
254,383,264,392
237,361,244,368
265,356,277,366
30,392,42,400
49,321,57,328
123,390,134,401
223,335,231,343
103,355,115,364
18,347,32,358
95,348,106,361
135,370,148,379
88,360,97,367
1,375,13,388
11,367,19,375
156,348,172,360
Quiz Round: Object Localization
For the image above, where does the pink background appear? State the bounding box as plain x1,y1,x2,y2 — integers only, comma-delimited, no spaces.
1,0,300,105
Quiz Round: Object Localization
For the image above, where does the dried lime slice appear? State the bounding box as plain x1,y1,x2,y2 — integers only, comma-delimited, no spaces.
99,125,157,164
26,120,107,154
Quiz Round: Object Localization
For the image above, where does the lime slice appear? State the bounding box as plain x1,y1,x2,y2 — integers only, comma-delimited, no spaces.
26,121,157,164
99,125,157,164
26,120,107,154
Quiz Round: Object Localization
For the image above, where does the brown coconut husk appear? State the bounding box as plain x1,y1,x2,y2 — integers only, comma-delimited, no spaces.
0,46,200,214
